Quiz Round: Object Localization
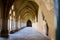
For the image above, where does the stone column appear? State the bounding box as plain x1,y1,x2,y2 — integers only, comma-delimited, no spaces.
18,16,20,29
1,15,9,38
11,10,13,31
1,5,9,38
1,1,9,38
16,16,18,31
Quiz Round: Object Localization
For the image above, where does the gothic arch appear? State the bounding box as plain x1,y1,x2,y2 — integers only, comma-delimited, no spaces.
27,20,32,27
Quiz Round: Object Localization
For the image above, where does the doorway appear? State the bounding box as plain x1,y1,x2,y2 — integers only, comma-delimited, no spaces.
27,20,32,27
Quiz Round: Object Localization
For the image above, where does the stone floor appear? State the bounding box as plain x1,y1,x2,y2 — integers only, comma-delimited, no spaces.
0,27,49,40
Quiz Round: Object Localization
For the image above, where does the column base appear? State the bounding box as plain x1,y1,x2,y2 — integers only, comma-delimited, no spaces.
1,29,9,38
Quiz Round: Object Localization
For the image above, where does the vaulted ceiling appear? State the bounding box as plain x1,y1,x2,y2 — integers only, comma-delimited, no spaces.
4,0,54,22
13,0,39,22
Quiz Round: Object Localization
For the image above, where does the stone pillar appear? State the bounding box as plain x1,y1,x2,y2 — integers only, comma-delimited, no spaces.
11,10,13,31
0,0,11,37
16,16,18,31
18,16,20,29
1,13,9,38
1,6,9,38
13,18,16,30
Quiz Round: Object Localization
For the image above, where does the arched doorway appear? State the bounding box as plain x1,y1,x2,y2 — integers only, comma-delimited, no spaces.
27,20,32,27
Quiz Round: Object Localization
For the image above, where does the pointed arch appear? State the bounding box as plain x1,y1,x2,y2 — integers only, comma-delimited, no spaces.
27,20,32,27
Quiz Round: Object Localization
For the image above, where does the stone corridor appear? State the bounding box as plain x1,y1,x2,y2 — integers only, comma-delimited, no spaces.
0,27,49,40
0,0,55,40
